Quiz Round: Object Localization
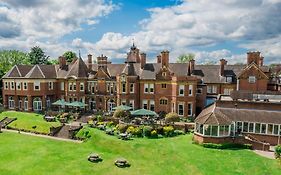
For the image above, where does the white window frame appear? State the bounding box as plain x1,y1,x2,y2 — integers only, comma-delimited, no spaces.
179,85,184,96
48,82,53,90
130,83,134,93
150,83,154,94
60,82,64,91
178,103,184,116
142,100,148,109
121,83,126,94
150,100,155,111
249,76,256,83
129,100,134,110
34,81,40,91
188,85,193,96
4,82,9,89
188,103,193,116
16,82,21,90
80,82,84,91
8,97,15,109
23,82,28,90
10,82,15,90
144,83,149,93
33,97,42,111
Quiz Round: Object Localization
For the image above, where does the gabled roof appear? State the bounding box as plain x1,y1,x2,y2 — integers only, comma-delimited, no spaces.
237,62,269,79
25,65,45,78
122,63,137,76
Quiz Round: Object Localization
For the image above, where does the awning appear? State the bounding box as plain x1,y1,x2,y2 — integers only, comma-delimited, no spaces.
67,101,88,108
112,105,132,111
130,108,157,116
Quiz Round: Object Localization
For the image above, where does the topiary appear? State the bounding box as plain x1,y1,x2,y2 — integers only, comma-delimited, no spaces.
165,112,180,123
117,124,128,133
163,126,174,137
126,126,135,134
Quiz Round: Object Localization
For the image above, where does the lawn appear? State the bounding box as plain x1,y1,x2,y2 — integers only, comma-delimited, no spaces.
0,128,280,175
0,111,61,134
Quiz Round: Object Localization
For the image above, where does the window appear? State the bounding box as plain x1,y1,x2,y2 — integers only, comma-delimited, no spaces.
121,99,126,105
69,83,72,91
130,83,134,93
188,103,193,116
73,83,76,91
150,100,155,111
161,83,167,88
219,125,230,136
162,72,166,76
48,82,53,90
160,99,168,105
122,83,126,93
60,82,64,90
142,100,148,109
273,125,279,135
178,103,184,116
34,81,40,90
243,122,248,132
255,123,261,133
248,76,256,83
10,82,15,90
80,82,84,91
24,98,28,111
223,88,233,95
33,97,42,111
144,84,149,93
16,82,21,90
261,123,266,134
207,85,217,94
211,126,218,136
236,122,242,133
23,82,27,90
110,83,115,94
189,85,193,96
8,96,14,109
212,86,217,93
249,123,254,133
4,82,8,89
226,76,233,83
150,84,154,94
267,124,273,135
204,125,211,136
129,100,134,110
179,85,184,96
107,83,110,92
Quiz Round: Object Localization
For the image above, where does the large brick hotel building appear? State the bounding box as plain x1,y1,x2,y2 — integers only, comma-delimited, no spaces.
2,45,281,118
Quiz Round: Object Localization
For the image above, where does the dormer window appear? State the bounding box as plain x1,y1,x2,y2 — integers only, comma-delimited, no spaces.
162,72,166,76
121,75,126,82
226,76,233,83
248,76,256,83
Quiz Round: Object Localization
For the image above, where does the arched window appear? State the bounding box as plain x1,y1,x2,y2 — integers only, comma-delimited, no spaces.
8,96,15,109
159,98,168,105
24,97,28,111
33,97,42,111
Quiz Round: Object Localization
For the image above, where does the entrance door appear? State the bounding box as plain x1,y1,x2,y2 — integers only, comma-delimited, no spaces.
108,99,116,112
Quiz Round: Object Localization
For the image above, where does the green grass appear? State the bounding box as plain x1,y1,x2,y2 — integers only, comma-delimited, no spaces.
0,128,280,175
0,111,61,134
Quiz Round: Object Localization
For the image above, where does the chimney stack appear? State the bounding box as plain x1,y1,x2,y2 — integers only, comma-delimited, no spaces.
220,59,227,76
140,52,146,69
247,51,261,66
189,59,195,75
97,54,108,69
157,55,161,63
161,50,169,68
87,54,92,70
59,56,67,70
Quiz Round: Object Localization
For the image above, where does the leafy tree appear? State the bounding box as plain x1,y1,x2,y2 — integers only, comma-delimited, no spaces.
29,46,49,65
63,51,77,63
0,50,30,78
177,53,195,63
47,59,59,65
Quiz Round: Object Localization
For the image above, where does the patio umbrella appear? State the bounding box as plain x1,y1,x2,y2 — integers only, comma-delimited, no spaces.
112,105,132,111
130,108,157,116
67,101,88,108
52,99,70,106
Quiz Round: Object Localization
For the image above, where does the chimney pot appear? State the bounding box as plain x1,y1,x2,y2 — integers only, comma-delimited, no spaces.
140,53,146,69
220,59,227,76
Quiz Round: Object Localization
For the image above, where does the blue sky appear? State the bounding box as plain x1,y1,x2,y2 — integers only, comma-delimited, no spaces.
0,0,281,64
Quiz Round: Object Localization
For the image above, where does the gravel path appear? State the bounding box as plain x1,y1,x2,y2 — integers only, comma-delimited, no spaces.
1,129,82,143
253,150,275,159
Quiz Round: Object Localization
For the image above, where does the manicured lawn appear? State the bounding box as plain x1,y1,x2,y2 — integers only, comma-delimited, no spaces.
0,128,280,175
0,111,61,134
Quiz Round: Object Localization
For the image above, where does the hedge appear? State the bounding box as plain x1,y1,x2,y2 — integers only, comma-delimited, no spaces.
202,143,252,149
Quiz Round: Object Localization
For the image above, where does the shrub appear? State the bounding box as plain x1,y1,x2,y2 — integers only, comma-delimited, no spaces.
165,112,180,123
156,126,164,135
126,126,135,134
97,122,105,126
174,130,185,135
143,126,153,137
133,127,143,137
113,109,130,120
106,121,115,128
202,143,252,149
275,145,281,159
96,115,103,122
163,126,174,137
117,124,128,133
150,130,158,138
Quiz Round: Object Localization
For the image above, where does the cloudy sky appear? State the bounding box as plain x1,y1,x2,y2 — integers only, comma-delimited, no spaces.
0,0,281,64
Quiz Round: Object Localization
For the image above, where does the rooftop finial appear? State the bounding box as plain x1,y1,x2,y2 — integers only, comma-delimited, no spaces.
131,38,136,50
79,50,81,58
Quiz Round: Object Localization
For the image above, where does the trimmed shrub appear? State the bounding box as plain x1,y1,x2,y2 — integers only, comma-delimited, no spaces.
126,126,135,134
163,126,174,137
202,143,252,149
106,121,115,127
113,109,130,119
165,112,180,123
133,127,143,137
150,130,158,138
275,145,281,159
143,126,153,137
117,124,128,133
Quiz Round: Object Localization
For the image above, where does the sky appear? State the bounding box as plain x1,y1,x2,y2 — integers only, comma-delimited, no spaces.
0,0,281,64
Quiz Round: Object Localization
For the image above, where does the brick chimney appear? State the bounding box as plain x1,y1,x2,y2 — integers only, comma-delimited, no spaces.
157,55,161,63
189,59,195,75
259,56,264,67
140,52,146,69
87,54,92,70
247,51,261,66
161,50,169,68
220,59,227,76
97,54,108,69
59,56,67,70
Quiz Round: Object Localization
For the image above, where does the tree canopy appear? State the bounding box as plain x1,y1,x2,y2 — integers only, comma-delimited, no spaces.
0,50,30,78
177,53,195,63
63,51,77,63
29,46,49,65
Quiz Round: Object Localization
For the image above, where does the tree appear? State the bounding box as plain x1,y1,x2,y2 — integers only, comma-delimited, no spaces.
63,51,77,63
47,59,59,65
29,46,49,65
165,112,180,123
177,53,195,63
113,109,131,122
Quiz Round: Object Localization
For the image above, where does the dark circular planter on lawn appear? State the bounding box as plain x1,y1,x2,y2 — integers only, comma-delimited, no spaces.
88,153,102,163
114,158,130,168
